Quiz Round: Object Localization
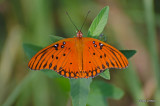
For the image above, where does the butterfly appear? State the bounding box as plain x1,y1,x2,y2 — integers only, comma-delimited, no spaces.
28,30,128,79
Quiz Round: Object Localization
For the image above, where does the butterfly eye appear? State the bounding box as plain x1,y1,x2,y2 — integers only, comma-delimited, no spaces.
93,41,95,44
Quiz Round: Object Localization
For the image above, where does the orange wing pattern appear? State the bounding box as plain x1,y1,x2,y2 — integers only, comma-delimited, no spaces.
28,37,128,79
81,37,128,78
28,38,80,78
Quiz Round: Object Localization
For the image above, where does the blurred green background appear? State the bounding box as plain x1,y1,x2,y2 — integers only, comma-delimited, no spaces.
0,0,160,106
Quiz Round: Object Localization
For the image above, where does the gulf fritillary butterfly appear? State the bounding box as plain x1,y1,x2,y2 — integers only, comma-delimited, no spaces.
28,30,128,79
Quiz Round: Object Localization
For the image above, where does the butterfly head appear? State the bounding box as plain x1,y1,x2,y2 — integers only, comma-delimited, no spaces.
77,30,83,38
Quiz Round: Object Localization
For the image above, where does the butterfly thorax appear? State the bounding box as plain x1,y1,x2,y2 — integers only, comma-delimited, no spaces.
77,30,83,38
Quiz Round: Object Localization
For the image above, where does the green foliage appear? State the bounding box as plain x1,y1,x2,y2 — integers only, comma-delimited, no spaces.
1,0,159,105
100,69,110,80
70,78,92,106
3,73,34,106
120,50,136,59
23,6,136,106
88,6,109,37
99,50,136,80
23,44,42,59
143,0,160,105
49,35,64,42
87,80,124,106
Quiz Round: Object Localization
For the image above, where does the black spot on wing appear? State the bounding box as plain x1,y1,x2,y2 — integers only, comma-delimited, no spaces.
43,63,47,68
99,43,103,50
106,61,109,67
111,62,115,67
100,55,102,58
49,63,52,68
59,67,63,70
53,44,59,50
63,41,66,45
54,65,57,70
102,64,105,69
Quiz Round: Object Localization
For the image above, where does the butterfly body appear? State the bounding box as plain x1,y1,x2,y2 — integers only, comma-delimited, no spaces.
28,31,128,78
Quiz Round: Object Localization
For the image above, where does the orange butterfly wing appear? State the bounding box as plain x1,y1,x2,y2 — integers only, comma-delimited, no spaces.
28,37,128,79
81,37,128,78
28,38,80,78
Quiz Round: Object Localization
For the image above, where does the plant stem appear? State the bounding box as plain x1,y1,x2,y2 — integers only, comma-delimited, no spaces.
143,0,160,105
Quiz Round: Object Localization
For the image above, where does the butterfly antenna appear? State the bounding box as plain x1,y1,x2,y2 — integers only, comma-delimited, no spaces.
66,11,79,31
80,10,91,31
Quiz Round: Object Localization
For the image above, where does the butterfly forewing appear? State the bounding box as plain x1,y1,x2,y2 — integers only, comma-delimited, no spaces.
28,38,80,78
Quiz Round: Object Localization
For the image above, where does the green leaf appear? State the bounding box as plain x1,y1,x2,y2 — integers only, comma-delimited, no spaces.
23,43,62,78
41,69,63,78
120,50,136,59
88,6,109,37
99,69,110,80
23,44,42,59
49,35,64,42
99,50,136,80
87,94,107,106
70,78,92,106
87,80,124,106
55,78,70,92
